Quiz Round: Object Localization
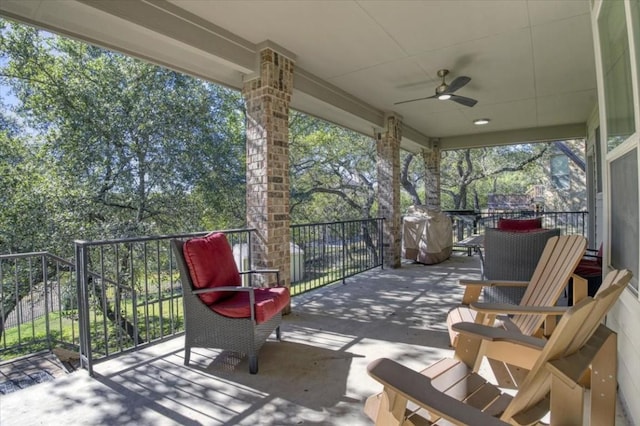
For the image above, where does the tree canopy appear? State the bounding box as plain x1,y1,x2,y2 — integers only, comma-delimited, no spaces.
289,112,378,223
1,20,246,255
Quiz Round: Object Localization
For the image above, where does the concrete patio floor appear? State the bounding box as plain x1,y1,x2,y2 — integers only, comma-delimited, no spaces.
0,253,632,425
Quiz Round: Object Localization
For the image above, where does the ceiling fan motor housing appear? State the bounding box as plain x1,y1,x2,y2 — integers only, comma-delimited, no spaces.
436,83,449,95
435,69,450,94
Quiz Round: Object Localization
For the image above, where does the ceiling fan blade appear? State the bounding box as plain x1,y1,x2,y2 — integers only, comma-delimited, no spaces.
394,94,438,105
444,76,471,93
450,94,477,107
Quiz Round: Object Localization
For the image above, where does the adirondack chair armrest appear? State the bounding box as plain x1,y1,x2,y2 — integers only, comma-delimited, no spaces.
452,322,545,350
459,280,530,305
367,358,510,426
459,279,530,287
470,302,568,316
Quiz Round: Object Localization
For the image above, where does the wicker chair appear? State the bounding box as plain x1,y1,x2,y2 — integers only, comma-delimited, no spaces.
482,227,561,304
171,234,290,374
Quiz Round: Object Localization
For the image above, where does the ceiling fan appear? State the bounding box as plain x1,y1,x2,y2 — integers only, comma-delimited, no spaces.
395,69,477,107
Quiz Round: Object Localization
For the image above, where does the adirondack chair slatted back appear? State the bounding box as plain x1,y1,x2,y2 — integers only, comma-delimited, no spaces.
511,234,587,335
565,269,632,354
502,269,632,422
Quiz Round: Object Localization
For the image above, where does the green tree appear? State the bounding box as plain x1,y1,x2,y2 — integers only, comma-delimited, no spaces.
439,144,548,210
0,19,247,339
0,113,54,253
1,20,246,241
399,144,550,211
289,112,378,223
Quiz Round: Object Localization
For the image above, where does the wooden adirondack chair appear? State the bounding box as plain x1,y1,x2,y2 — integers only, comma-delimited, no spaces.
447,235,588,348
364,269,631,426
454,269,630,373
447,234,587,388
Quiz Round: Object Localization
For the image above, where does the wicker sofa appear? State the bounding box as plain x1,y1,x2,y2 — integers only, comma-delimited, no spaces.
482,226,561,304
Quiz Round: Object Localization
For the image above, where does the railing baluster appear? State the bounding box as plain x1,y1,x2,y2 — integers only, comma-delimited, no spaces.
75,242,93,375
14,259,21,346
42,254,50,350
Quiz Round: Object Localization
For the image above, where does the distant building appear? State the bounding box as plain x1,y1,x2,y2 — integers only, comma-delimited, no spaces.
486,194,533,213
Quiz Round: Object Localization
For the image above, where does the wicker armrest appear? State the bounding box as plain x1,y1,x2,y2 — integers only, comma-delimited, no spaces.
192,286,254,295
239,269,281,286
239,269,280,275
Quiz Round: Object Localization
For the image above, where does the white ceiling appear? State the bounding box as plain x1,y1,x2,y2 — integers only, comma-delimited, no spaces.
0,0,597,151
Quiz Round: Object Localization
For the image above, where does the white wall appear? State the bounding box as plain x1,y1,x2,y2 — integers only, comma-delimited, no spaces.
607,292,640,423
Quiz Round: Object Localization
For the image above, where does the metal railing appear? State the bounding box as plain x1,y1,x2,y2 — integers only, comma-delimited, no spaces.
73,229,252,374
447,211,589,244
1,219,384,373
290,218,384,295
0,252,81,359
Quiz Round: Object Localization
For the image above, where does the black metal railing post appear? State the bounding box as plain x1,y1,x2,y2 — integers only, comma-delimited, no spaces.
248,230,253,287
380,217,385,270
75,241,93,376
41,253,51,351
341,221,347,284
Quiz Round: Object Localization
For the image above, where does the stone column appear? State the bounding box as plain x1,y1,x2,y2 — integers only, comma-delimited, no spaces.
423,144,441,211
377,114,402,268
242,48,294,301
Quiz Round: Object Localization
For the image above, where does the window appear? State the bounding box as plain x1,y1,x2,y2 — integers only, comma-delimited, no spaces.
550,155,570,190
595,127,603,193
610,149,639,292
598,0,636,151
633,0,640,105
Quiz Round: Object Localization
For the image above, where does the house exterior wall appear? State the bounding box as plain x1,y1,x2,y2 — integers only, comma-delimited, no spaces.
591,1,640,423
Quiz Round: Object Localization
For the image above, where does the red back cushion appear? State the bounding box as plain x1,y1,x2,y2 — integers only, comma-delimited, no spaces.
497,217,543,231
182,233,240,305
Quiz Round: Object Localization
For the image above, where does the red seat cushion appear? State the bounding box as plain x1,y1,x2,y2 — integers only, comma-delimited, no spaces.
211,287,290,324
497,217,543,231
182,233,240,305
575,243,603,277
575,259,602,277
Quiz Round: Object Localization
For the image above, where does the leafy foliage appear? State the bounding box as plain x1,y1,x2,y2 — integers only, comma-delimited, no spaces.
289,111,378,223
1,20,246,250
399,144,553,211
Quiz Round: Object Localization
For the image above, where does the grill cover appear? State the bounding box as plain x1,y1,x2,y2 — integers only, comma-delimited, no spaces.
403,206,453,265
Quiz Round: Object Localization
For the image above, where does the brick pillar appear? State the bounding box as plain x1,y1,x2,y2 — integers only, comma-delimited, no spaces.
242,48,294,304
377,114,402,268
423,145,441,211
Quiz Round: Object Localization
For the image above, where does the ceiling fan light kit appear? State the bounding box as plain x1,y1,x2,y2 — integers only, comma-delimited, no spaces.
395,68,478,107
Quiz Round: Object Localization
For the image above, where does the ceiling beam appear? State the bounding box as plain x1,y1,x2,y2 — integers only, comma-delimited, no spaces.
79,0,256,73
439,123,588,150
